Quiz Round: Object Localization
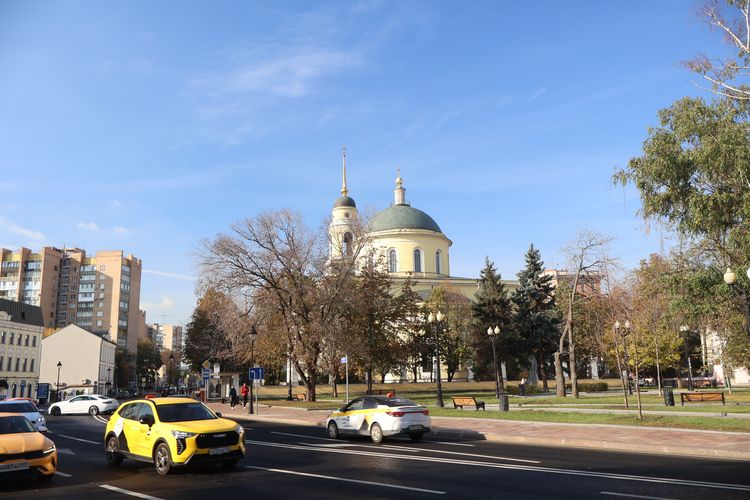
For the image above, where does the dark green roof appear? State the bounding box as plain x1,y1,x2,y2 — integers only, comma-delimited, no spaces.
0,299,44,327
370,204,442,233
333,195,356,208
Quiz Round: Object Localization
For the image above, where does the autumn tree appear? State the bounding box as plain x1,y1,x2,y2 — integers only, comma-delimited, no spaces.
396,277,428,383
136,339,163,388
426,285,474,382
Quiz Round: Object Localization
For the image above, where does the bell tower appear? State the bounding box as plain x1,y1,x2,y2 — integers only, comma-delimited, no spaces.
329,148,358,259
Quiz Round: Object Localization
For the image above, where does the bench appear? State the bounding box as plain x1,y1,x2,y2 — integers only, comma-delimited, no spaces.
295,393,306,402
451,396,486,410
680,392,725,405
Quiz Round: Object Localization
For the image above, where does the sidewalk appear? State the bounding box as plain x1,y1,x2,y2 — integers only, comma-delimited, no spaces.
208,402,750,461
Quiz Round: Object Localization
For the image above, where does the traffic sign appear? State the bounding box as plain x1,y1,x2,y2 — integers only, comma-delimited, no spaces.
248,367,265,381
202,360,211,369
202,368,211,382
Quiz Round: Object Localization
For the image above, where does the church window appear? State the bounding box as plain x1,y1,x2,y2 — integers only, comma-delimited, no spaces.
435,250,441,275
388,249,398,273
413,249,422,273
343,232,353,256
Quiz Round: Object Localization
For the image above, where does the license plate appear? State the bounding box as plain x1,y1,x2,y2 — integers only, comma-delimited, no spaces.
209,447,230,455
408,425,423,432
0,462,30,472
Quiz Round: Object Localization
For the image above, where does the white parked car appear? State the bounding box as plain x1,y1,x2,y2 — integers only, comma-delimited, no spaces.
326,396,431,444
49,395,119,416
0,399,47,432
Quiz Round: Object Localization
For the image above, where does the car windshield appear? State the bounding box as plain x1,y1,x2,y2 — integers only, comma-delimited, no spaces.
0,402,37,413
156,403,217,422
0,415,36,434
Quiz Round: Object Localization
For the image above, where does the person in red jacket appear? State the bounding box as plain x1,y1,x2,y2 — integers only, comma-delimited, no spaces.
241,382,249,408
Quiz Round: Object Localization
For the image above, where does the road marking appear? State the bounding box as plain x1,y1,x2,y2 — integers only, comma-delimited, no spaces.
57,448,76,455
300,442,359,448
57,434,99,445
272,431,338,442
99,485,164,500
246,440,750,493
601,492,678,500
244,465,446,494
372,444,540,463
381,444,421,453
430,441,474,447
93,415,109,424
54,471,72,477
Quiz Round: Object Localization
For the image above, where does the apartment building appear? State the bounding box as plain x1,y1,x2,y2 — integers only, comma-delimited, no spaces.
148,323,183,362
0,299,44,399
543,268,602,296
0,247,143,354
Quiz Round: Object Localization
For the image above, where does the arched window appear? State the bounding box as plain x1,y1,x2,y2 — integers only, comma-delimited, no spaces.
388,249,398,273
413,249,422,273
435,250,441,275
343,232,353,256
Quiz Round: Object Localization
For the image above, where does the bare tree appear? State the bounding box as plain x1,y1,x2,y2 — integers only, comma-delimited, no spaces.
685,1,750,101
554,230,615,398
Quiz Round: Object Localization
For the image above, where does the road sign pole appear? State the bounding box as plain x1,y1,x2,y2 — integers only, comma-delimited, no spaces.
345,356,349,403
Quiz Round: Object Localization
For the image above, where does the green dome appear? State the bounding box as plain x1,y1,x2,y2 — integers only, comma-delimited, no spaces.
333,195,356,208
370,204,442,233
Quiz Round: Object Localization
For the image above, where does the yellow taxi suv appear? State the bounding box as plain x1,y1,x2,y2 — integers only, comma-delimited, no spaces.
103,397,245,475
326,396,431,444
0,413,57,480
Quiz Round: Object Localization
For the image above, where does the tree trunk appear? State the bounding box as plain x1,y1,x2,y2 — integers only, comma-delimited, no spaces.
541,368,549,392
569,332,578,398
527,355,539,386
554,352,566,397
330,366,338,398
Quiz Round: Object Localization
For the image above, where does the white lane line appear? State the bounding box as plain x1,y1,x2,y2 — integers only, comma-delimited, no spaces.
54,471,72,477
272,431,338,442
376,445,540,463
57,448,76,455
299,442,359,448
430,441,474,447
94,415,109,424
56,434,99,445
601,492,678,500
245,465,445,495
246,440,750,493
382,444,421,453
99,484,164,500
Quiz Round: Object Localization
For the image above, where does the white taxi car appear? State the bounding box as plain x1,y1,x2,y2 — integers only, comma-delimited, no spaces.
326,396,431,444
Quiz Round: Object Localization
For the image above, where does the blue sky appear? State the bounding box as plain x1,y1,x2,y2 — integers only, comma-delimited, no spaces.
0,1,729,325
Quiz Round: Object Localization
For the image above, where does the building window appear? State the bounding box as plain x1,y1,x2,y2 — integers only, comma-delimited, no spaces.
96,320,103,327
96,311,103,317
100,265,106,271
388,249,397,273
343,232,353,257
6,357,11,370
1,331,5,344
435,250,441,275
32,336,36,347
0,357,3,370
16,335,21,346
15,358,19,371
24,334,29,346
30,358,34,372
9,332,14,344
413,249,422,273
22,358,27,372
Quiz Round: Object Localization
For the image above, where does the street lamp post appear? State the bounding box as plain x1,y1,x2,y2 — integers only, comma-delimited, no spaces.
426,311,445,408
680,325,694,391
106,367,112,397
487,326,502,401
615,321,633,395
612,322,629,408
248,325,258,414
168,352,174,394
286,344,293,401
56,361,62,402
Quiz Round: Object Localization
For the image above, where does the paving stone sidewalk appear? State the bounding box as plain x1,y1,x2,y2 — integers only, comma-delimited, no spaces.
208,402,750,461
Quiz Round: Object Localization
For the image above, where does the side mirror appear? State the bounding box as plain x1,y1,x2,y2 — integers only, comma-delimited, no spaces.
215,412,222,418
139,414,155,427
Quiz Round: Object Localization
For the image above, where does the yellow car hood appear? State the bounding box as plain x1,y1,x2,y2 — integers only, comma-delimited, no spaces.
161,418,238,433
0,432,50,454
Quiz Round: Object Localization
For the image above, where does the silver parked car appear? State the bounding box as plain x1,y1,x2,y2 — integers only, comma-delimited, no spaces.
0,399,47,432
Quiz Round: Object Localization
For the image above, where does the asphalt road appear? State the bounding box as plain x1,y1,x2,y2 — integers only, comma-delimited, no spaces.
3,413,750,499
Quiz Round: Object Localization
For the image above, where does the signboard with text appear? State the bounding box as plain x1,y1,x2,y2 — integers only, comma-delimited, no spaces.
248,367,265,381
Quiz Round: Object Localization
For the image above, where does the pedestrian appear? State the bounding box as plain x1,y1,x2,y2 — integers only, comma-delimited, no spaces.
229,385,238,409
520,377,527,397
241,382,249,408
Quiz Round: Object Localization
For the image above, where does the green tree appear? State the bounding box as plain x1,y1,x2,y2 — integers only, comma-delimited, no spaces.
471,258,514,385
427,286,473,382
183,289,233,372
136,339,163,389
396,277,427,382
512,246,559,391
114,347,135,391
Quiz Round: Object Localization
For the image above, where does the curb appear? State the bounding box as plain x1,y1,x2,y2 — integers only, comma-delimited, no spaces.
230,413,750,461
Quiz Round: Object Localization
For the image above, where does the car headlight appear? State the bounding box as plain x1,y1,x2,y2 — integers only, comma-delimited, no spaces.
171,430,197,439
43,445,56,455
39,416,46,424
234,425,244,435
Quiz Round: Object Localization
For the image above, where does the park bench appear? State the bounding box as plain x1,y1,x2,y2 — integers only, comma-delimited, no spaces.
451,396,486,410
680,392,725,405
295,393,306,402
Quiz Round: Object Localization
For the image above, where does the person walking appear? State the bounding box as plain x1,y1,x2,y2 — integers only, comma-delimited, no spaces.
229,385,238,409
241,382,249,408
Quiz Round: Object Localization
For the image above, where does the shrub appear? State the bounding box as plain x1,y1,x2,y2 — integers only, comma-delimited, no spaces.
566,382,609,392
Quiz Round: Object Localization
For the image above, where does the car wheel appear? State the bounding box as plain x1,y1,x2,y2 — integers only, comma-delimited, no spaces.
153,443,173,476
409,431,424,442
221,459,239,469
50,407,61,417
106,435,124,466
370,423,383,444
327,421,339,439
89,405,100,416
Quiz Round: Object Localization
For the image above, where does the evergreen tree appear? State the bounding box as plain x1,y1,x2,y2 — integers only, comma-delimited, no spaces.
512,244,559,389
471,258,513,382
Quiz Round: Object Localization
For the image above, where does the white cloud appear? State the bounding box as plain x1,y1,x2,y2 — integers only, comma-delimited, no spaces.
142,296,175,311
113,226,131,235
111,199,123,208
76,221,100,231
528,88,547,102
0,217,46,243
142,269,195,281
